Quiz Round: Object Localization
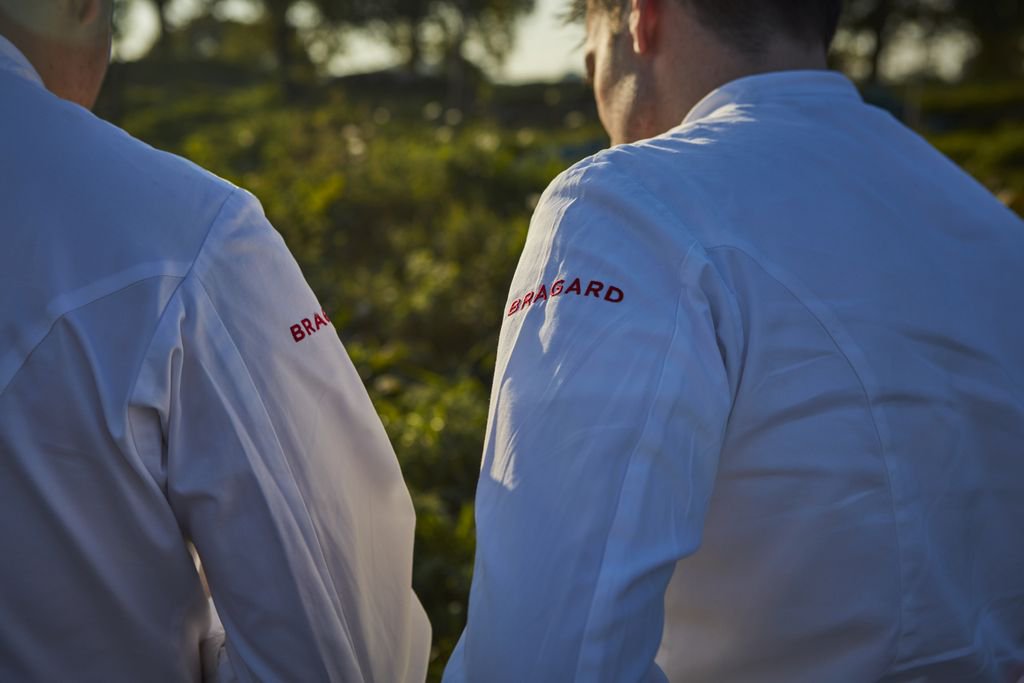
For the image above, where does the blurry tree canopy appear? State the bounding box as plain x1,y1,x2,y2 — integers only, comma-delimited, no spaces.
837,0,1023,83
129,0,534,91
338,0,536,106
121,0,1022,90
346,0,536,72
950,0,1024,79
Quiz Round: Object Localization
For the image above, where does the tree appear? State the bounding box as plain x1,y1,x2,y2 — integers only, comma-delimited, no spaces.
151,0,171,52
263,0,299,87
349,0,535,75
183,0,354,90
837,0,1024,83
841,0,898,84
346,0,436,73
116,0,534,96
947,0,1024,79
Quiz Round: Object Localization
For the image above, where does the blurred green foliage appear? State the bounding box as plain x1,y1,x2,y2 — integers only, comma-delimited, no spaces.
839,0,1024,83
914,80,1024,213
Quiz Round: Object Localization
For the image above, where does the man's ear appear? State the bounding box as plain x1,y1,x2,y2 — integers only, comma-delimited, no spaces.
70,0,102,29
630,0,661,55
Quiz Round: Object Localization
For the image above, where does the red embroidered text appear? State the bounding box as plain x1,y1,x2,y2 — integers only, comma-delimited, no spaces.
507,277,624,317
290,309,333,343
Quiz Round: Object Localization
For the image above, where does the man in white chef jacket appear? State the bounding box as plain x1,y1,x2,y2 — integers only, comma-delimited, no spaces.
445,0,1024,681
0,1,430,680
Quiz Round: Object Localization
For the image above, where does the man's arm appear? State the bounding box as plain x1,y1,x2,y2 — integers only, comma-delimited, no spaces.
130,190,430,682
444,161,739,682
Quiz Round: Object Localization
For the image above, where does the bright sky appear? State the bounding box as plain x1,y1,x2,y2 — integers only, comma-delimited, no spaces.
497,0,587,82
116,0,586,83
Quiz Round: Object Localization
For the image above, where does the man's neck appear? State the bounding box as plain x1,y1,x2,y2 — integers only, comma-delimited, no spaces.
653,36,829,134
0,30,44,87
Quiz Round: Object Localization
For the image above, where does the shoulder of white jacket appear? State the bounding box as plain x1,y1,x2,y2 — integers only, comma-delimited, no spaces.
12,77,242,221
527,132,731,285
543,120,729,205
86,111,240,205
537,131,713,238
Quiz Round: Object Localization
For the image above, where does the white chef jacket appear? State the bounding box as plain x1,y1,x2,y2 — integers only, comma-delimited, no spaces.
444,70,1024,682
0,36,430,682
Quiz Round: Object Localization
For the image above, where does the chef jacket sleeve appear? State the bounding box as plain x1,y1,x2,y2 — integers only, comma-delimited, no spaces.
444,159,740,683
128,190,431,683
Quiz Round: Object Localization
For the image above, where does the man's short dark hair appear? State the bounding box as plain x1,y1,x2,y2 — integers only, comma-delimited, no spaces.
571,0,844,52
686,0,844,52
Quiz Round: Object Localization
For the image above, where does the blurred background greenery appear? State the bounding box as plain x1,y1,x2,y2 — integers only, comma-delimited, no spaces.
94,0,1022,678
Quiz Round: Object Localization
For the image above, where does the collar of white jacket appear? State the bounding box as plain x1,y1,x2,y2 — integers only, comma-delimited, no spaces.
683,69,862,125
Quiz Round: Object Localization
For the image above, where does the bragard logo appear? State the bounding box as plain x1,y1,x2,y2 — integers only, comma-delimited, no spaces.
507,277,624,317
290,309,333,343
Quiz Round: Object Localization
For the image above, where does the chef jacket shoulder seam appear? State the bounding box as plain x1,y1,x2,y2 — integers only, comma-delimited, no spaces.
563,157,746,384
570,242,707,678
123,188,244,469
706,243,905,672
186,273,367,678
0,183,237,401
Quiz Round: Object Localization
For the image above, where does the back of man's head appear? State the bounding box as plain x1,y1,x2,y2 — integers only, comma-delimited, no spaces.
0,0,114,108
579,0,843,52
682,0,843,54
575,0,844,144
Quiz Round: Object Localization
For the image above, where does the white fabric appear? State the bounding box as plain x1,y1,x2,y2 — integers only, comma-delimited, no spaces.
0,40,430,682
445,70,1024,682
